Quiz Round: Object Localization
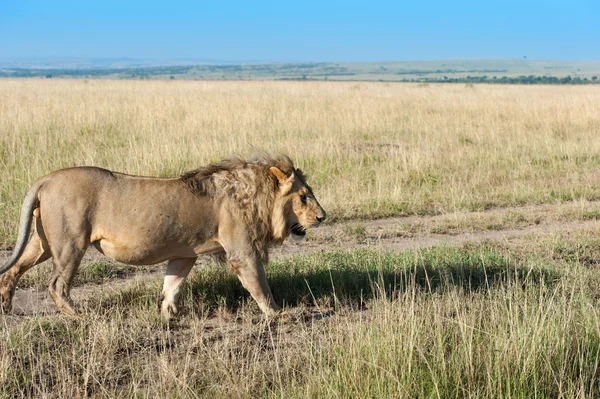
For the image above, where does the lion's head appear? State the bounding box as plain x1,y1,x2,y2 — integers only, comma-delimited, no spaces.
269,166,326,242
181,153,326,258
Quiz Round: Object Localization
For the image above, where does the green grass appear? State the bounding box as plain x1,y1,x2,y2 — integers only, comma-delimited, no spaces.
3,235,600,397
75,261,136,285
583,209,600,220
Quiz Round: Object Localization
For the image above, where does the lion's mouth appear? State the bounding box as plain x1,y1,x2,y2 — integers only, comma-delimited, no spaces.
291,223,306,240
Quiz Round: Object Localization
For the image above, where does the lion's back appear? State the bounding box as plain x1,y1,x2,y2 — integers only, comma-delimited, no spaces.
34,166,217,262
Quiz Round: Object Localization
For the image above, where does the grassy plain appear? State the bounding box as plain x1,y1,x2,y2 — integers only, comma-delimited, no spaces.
1,79,600,246
3,232,600,397
2,79,600,397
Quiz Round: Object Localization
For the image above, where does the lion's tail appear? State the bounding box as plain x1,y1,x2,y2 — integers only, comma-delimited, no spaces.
0,179,45,275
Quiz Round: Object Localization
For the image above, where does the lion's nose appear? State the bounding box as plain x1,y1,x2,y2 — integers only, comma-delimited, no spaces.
317,213,326,223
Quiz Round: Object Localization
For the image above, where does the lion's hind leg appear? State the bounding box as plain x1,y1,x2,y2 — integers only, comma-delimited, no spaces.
47,239,89,317
0,214,51,313
161,257,196,319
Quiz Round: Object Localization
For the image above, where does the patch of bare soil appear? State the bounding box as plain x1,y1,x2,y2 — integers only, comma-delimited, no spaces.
2,201,600,319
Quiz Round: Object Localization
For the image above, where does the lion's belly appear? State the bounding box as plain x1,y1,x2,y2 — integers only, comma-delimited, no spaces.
93,238,197,265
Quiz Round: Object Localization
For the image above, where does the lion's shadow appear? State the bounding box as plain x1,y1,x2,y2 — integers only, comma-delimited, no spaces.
184,256,560,313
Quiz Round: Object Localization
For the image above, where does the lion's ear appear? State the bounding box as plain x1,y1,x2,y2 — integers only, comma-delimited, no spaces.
270,167,290,184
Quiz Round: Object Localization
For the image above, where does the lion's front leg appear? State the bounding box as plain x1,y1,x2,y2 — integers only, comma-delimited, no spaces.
229,257,281,316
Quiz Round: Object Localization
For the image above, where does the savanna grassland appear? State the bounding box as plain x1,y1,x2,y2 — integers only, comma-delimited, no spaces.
2,79,600,397
2,79,600,245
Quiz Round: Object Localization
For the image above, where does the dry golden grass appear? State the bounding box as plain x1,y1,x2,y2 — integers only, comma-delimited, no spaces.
1,79,600,246
3,234,600,397
3,79,600,397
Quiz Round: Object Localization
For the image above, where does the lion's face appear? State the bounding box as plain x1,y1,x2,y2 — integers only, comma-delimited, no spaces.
287,182,326,241
270,167,326,241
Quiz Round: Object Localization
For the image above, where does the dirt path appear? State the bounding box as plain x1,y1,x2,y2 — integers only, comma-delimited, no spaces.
2,200,600,319
273,200,600,256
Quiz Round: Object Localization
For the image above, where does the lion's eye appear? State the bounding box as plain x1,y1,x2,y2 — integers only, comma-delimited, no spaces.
301,195,307,204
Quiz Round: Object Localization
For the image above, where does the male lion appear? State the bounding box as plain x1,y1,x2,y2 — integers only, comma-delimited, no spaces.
0,154,326,317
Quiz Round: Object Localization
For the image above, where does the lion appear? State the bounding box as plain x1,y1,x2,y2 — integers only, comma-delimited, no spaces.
0,154,326,318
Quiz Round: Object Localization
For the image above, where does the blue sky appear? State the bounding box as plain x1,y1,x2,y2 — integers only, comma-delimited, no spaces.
1,0,598,62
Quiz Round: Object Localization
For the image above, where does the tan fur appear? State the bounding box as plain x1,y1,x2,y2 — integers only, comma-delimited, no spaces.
0,154,326,317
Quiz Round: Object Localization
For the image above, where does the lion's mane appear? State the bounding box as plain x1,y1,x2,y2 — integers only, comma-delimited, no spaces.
180,153,300,262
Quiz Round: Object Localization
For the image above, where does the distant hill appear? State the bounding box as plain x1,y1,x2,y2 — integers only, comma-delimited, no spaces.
1,58,599,84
